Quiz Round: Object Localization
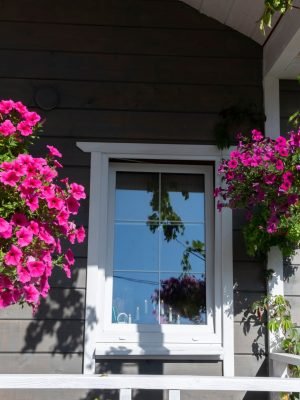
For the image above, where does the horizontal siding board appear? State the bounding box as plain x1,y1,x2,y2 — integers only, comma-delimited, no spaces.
284,265,300,295
233,230,261,262
0,353,82,373
280,93,300,118
41,109,219,143
0,23,261,58
58,166,90,194
0,390,98,400
234,355,267,377
49,258,87,289
31,138,91,167
285,296,300,326
233,262,265,292
280,79,300,91
0,51,262,85
0,289,85,320
0,390,268,400
0,0,227,29
0,78,263,113
234,291,265,322
71,241,88,258
232,209,247,230
96,359,222,375
234,322,266,355
0,320,84,352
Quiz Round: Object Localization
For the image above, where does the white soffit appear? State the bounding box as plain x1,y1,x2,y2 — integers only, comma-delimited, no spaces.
180,0,279,45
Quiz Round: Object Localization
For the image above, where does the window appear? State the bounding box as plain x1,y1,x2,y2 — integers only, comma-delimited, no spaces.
108,163,213,330
77,143,233,375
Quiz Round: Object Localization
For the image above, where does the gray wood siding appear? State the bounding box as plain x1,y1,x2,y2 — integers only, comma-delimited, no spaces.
0,1,265,399
280,79,300,133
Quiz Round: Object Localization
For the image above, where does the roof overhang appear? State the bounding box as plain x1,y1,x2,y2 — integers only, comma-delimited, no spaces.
180,0,300,79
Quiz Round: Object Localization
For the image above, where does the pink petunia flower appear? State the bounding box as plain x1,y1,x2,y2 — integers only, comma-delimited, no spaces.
0,100,14,114
47,196,64,210
63,263,71,278
0,120,16,136
23,111,41,126
4,245,22,266
251,129,263,141
69,183,86,200
13,101,28,115
16,227,33,247
11,213,28,227
228,159,238,169
17,121,32,136
66,196,80,214
76,226,86,243
23,285,40,304
0,223,12,239
27,258,46,278
275,160,284,171
0,217,10,233
47,145,62,158
0,170,19,186
65,249,75,266
17,264,31,283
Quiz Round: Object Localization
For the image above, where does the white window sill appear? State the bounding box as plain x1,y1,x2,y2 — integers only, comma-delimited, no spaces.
95,343,224,359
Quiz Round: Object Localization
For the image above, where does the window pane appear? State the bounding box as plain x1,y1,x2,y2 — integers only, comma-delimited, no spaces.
157,273,206,325
113,223,159,271
112,272,159,325
115,172,158,221
161,173,205,222
111,169,207,327
160,224,205,274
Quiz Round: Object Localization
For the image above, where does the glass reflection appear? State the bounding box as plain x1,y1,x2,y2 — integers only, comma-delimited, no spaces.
161,173,205,222
112,272,159,325
112,169,207,326
153,273,206,325
115,172,158,221
160,224,205,274
114,223,159,271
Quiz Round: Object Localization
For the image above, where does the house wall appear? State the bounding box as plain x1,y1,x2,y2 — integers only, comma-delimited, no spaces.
279,79,300,332
0,1,266,399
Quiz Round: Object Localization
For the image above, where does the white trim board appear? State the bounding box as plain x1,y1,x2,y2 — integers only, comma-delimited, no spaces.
0,374,299,392
77,142,234,376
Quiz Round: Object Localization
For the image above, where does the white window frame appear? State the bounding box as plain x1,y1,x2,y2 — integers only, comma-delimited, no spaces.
77,142,234,376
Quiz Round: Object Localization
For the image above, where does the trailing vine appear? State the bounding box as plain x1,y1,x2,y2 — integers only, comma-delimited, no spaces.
260,1,296,33
214,104,265,150
251,294,300,399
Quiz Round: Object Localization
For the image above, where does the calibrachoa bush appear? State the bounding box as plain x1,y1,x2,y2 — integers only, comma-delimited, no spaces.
0,99,85,311
216,129,300,257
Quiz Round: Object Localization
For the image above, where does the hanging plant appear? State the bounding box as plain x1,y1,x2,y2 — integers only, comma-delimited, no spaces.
215,129,300,257
0,99,85,311
152,274,206,322
214,104,265,150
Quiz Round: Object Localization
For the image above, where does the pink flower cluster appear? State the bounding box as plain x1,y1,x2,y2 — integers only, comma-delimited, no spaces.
0,99,41,138
216,129,300,252
0,101,85,310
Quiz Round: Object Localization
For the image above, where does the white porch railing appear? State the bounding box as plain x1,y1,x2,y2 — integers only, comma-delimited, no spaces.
0,374,299,399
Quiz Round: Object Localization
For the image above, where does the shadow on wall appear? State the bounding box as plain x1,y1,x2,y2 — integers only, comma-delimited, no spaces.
21,265,93,358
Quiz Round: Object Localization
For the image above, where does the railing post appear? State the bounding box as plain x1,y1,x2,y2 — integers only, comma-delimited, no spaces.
120,388,132,400
169,389,181,400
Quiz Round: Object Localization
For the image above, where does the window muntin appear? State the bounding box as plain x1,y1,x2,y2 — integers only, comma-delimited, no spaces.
111,166,208,327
